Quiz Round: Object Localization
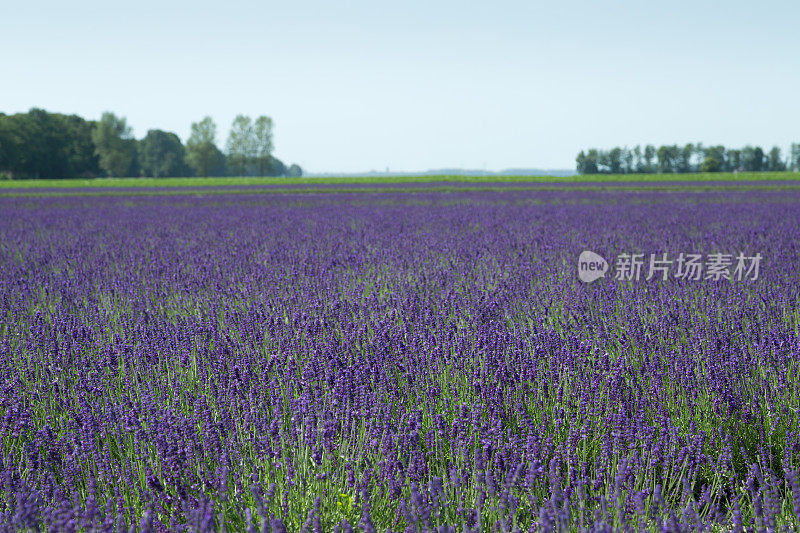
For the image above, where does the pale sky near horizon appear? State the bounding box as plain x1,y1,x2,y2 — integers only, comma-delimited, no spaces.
2,0,798,173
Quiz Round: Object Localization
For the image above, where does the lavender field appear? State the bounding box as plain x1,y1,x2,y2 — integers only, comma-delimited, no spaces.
1,185,799,532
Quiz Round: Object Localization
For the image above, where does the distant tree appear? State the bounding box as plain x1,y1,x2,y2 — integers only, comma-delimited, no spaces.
643,145,656,173
226,115,255,176
576,151,587,174
580,150,599,174
0,109,99,178
657,145,679,173
252,116,274,176
740,146,754,171
677,144,694,173
576,142,794,175
60,114,100,178
92,112,135,177
24,108,61,177
753,147,764,171
607,147,623,174
632,146,644,173
703,146,727,172
5,109,66,177
185,117,218,178
766,146,786,171
740,145,765,172
727,149,741,172
276,157,287,176
140,129,185,178
693,143,704,171
0,115,11,176
597,150,610,174
287,163,303,177
208,144,229,176
621,147,634,174
698,146,722,172
0,110,41,177
700,155,722,172
791,143,800,172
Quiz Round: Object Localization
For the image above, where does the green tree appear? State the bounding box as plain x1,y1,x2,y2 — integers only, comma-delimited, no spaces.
140,129,185,178
700,155,721,172
576,150,599,174
0,113,30,178
740,145,765,172
643,145,656,173
575,151,587,174
694,143,705,171
0,114,10,177
657,145,679,173
226,115,255,176
185,117,218,178
91,112,135,177
253,116,274,176
753,147,764,171
269,156,287,177
0,109,99,179
704,146,727,171
791,143,800,172
766,146,786,171
607,147,623,174
677,144,694,173
25,108,61,177
632,145,644,173
621,147,634,174
287,163,303,177
728,149,741,172
59,114,100,178
597,150,610,173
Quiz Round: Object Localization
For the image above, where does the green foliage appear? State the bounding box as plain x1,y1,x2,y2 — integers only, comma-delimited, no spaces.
253,116,274,176
575,150,598,174
0,109,297,180
657,145,680,173
186,117,219,178
700,155,721,173
287,163,303,177
224,115,276,177
767,146,786,172
2,172,800,191
578,143,794,174
139,130,186,178
91,112,136,177
0,108,100,178
225,114,255,176
791,144,800,172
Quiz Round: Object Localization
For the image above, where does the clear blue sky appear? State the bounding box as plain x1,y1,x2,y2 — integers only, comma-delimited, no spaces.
2,0,798,173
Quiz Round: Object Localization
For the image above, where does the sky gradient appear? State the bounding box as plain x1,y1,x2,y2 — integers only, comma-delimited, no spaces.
2,0,798,173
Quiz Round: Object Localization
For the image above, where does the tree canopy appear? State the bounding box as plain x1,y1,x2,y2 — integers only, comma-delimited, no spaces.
0,109,99,178
186,117,219,178
577,144,794,174
140,130,186,178
92,112,136,177
0,108,302,179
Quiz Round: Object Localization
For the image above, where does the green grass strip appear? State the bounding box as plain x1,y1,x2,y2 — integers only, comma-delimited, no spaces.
1,171,799,189
4,183,800,198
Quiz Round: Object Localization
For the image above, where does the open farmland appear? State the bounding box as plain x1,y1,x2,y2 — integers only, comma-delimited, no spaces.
1,179,800,531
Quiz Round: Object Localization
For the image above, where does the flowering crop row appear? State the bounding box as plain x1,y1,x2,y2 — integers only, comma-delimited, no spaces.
0,188,799,531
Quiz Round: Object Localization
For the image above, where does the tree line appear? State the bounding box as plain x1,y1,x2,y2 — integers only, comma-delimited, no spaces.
0,108,303,179
576,144,800,174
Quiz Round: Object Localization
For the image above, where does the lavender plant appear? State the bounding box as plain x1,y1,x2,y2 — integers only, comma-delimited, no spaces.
0,187,798,531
